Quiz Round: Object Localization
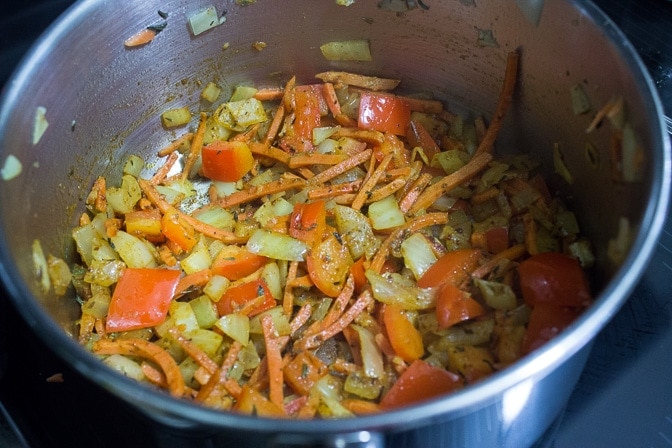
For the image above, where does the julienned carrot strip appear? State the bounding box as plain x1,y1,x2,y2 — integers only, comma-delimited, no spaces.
232,123,260,142
351,154,393,211
309,149,373,186
370,212,449,273
523,212,539,255
282,76,297,112
261,315,285,413
264,104,286,147
139,178,246,243
174,269,213,298
89,176,107,213
196,341,243,402
399,172,433,213
342,399,382,415
365,178,406,203
216,174,306,208
182,112,208,181
78,312,96,343
254,87,285,101
168,327,219,374
332,127,385,145
283,261,299,315
150,151,180,185
289,303,312,336
471,186,500,204
288,152,348,168
315,71,401,91
295,289,374,350
469,243,527,282
302,274,355,338
248,142,291,165
399,96,444,114
322,82,342,117
141,361,166,387
307,180,363,200
408,152,493,214
474,51,519,156
93,338,186,397
157,132,194,156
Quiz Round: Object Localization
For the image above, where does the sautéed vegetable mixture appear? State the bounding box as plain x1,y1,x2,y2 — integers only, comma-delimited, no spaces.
67,52,594,417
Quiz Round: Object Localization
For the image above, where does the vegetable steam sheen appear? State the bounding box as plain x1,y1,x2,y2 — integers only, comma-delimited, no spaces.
63,58,594,418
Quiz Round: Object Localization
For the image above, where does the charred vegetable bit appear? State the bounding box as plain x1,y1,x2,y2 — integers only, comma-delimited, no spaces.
64,51,595,418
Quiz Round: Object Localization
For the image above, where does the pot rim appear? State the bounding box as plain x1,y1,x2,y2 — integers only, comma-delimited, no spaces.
0,0,670,436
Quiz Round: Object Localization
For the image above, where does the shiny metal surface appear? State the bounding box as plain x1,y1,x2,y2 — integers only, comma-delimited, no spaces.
0,1,669,447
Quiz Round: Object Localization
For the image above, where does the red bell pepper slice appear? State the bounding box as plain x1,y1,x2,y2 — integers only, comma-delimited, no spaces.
211,246,267,281
306,234,352,298
417,248,482,289
201,140,254,182
288,200,327,246
358,91,411,136
106,268,181,332
518,252,591,308
435,283,485,329
293,85,326,144
521,302,582,354
216,279,275,317
380,359,463,409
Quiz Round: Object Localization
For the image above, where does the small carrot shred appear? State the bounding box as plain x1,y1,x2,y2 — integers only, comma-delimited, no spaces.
124,28,158,48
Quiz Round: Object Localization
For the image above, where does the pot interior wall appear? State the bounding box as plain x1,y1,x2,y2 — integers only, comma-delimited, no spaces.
0,0,665,439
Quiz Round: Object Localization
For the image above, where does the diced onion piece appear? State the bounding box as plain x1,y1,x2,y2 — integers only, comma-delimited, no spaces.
368,195,405,230
320,40,372,62
47,254,72,296
123,155,145,177
181,243,212,275
622,123,644,182
246,229,309,262
553,143,574,184
185,328,223,357
473,278,516,310
107,175,142,214
344,371,382,400
203,274,230,301
188,6,221,36
365,270,435,310
261,262,282,300
193,206,236,230
103,354,145,381
32,239,51,293
333,204,380,260
1,154,22,181
312,127,339,146
110,231,158,268
169,301,200,334
569,83,591,115
216,313,250,346
607,216,632,266
249,307,291,336
225,98,268,128
32,106,49,145
189,295,219,328
400,233,438,280
352,324,384,379
311,375,354,418
230,85,258,102
201,81,222,103
161,107,192,128
81,290,111,319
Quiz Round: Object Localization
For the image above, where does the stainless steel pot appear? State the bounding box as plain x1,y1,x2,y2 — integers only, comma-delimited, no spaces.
0,0,669,447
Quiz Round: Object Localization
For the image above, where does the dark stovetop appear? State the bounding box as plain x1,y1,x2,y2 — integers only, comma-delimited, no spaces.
1,1,672,447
